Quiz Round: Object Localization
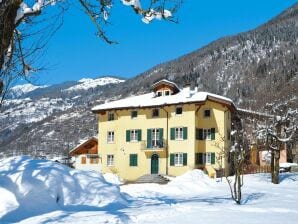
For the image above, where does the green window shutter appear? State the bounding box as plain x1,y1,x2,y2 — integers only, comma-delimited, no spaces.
183,153,187,166
195,153,199,164
198,129,203,140
211,128,216,140
159,128,163,143
198,153,203,164
126,130,130,142
170,128,175,140
129,154,138,166
147,129,152,148
183,127,188,140
137,129,142,141
196,129,199,140
211,153,215,165
170,154,174,166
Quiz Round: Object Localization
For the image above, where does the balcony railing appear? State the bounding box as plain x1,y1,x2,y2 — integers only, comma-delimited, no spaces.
140,140,167,151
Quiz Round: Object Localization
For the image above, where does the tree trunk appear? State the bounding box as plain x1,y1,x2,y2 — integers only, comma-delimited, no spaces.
272,148,280,184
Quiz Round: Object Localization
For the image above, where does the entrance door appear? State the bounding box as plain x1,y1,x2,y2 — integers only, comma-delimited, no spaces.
151,154,159,174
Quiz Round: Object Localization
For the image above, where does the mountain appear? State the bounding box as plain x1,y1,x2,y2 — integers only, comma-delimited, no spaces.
0,4,297,157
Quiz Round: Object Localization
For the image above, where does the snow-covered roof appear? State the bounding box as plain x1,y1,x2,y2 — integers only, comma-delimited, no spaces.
151,79,180,91
92,87,234,112
69,137,98,155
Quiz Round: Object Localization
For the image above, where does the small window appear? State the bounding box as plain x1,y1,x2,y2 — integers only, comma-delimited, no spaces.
107,131,115,143
176,107,182,115
131,110,138,119
174,153,183,166
81,156,86,164
165,90,170,96
157,91,162,97
108,112,115,121
175,127,183,140
107,155,114,166
152,108,159,117
130,130,138,141
129,154,138,166
203,129,211,140
90,157,99,164
227,129,231,140
204,109,211,118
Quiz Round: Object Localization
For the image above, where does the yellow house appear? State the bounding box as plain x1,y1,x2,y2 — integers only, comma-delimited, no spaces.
92,80,235,181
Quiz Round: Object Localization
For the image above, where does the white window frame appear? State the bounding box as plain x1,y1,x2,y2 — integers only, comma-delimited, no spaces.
107,155,114,166
203,128,211,140
165,90,170,96
204,109,211,118
151,128,160,147
175,106,183,116
206,152,212,164
108,112,115,121
130,129,138,142
107,131,115,143
174,153,183,166
175,127,183,140
131,110,138,119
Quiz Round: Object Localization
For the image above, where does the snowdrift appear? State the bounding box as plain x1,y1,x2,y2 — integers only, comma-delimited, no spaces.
0,156,125,222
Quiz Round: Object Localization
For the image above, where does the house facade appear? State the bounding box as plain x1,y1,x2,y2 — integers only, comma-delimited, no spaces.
69,137,101,172
92,80,235,181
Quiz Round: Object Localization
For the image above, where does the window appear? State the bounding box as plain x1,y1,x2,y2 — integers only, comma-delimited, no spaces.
171,127,187,140
152,128,160,147
107,131,114,143
90,156,99,164
176,107,182,115
203,129,212,140
152,108,159,117
81,156,86,164
204,109,211,118
130,130,138,141
107,155,114,166
131,110,138,119
165,90,170,96
170,153,187,166
196,152,215,165
108,112,115,121
175,127,183,140
174,153,183,166
129,154,138,166
157,91,162,97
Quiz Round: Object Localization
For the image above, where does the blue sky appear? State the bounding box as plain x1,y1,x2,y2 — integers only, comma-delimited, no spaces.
33,0,296,85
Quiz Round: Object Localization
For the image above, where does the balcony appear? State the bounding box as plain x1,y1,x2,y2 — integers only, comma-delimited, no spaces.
141,140,167,151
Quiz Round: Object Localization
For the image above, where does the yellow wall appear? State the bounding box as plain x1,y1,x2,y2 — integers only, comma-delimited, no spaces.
98,100,231,181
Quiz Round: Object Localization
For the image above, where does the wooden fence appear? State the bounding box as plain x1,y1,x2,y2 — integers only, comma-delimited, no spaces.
243,164,271,174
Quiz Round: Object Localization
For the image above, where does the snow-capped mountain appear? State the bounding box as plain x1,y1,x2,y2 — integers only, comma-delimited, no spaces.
7,83,48,99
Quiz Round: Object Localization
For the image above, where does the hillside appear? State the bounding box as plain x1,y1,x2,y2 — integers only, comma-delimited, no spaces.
0,4,297,157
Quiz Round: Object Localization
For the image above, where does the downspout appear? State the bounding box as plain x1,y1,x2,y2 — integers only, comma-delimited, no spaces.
161,106,169,175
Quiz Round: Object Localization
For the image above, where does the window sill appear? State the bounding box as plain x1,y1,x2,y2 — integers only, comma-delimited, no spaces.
174,164,183,167
107,142,115,144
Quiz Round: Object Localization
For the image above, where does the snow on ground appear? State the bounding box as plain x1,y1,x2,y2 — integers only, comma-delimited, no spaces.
0,157,125,223
1,157,298,223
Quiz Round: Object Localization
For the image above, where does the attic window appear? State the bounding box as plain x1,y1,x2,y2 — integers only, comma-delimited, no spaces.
165,90,170,96
152,108,159,118
157,91,162,97
204,109,211,118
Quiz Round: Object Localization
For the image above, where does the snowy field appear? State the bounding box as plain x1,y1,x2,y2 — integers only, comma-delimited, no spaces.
1,157,298,224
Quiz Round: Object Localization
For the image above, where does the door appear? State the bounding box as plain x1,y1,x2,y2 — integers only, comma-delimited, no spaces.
151,154,159,174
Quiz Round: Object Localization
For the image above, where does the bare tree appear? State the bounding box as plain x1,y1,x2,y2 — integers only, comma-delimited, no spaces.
0,0,181,103
257,106,297,184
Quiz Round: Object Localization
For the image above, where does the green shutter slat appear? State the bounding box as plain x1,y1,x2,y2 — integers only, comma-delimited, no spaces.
183,153,187,166
199,129,203,140
129,154,133,166
170,128,175,140
211,153,215,165
170,154,174,166
198,153,203,164
196,129,199,140
195,153,198,164
130,154,138,166
147,129,152,148
211,128,215,140
183,127,188,140
138,129,142,141
126,130,130,142
159,128,163,144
